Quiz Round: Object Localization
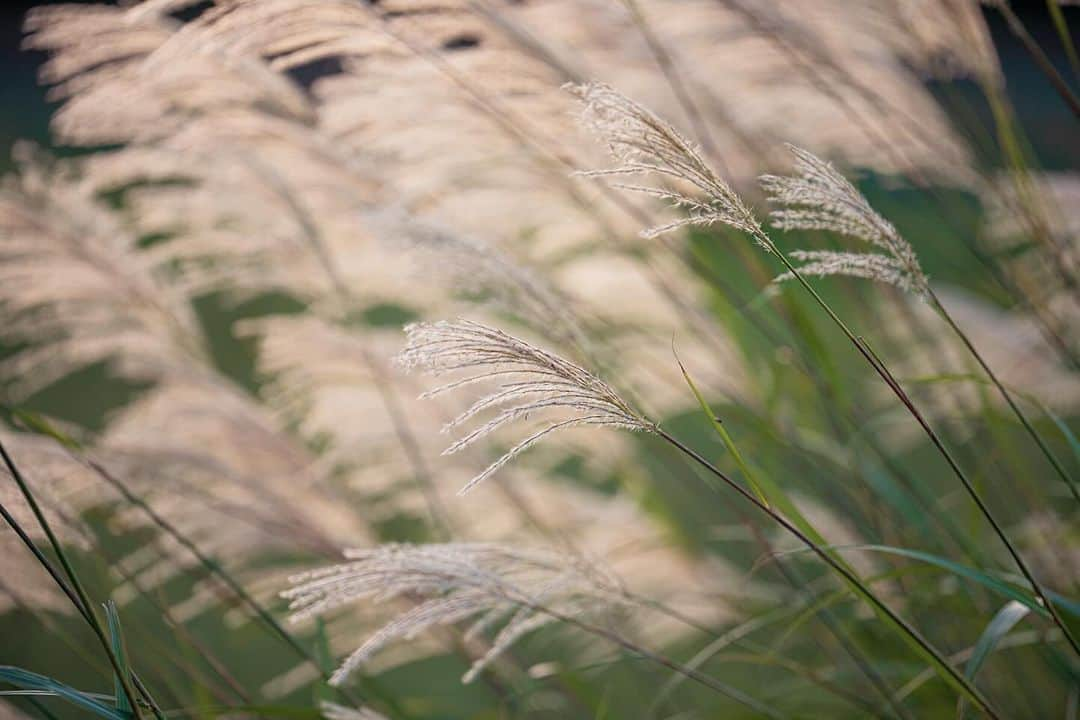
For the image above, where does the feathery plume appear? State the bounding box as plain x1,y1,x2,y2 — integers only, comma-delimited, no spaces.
570,81,762,240
760,145,929,297
284,542,623,686
396,320,652,493
367,207,588,351
0,145,204,399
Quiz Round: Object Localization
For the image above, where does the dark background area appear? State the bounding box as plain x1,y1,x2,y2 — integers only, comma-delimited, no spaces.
1,0,1079,172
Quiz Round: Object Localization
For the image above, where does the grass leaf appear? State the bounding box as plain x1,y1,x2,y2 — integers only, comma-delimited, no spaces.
0,666,131,720
778,544,1080,619
673,345,770,507
956,601,1030,719
104,601,133,715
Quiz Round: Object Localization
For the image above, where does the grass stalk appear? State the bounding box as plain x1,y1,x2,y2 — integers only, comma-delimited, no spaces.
925,287,1078,503
675,397,913,718
523,599,787,719
758,239,1080,658
0,440,148,719
654,427,1001,718
989,0,1080,121
75,455,407,718
1044,0,1080,80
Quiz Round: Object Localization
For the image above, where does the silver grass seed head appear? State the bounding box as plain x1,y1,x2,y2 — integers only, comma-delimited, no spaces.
760,145,929,297
366,207,588,352
568,82,762,242
396,319,652,494
774,250,925,296
283,542,623,686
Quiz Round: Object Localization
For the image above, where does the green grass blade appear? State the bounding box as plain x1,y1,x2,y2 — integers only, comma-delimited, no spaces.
312,619,333,704
104,601,133,715
0,435,144,718
0,666,131,720
674,348,770,507
10,410,83,451
674,351,867,581
1046,0,1080,79
779,544,1080,619
957,601,1030,719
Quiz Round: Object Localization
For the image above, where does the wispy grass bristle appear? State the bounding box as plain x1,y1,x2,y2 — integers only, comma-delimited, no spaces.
570,82,762,240
396,319,653,494
761,145,929,297
283,543,623,685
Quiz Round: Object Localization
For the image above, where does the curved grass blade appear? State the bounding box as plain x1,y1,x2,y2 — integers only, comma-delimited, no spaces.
674,349,860,571
902,372,1078,492
1045,0,1080,78
895,626,1062,703
104,601,133,715
0,667,130,720
777,544,1080,619
673,347,769,506
957,601,1030,719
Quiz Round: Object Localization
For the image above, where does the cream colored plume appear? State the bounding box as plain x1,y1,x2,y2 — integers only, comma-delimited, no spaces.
285,542,627,685
761,145,930,297
0,145,204,400
398,319,654,493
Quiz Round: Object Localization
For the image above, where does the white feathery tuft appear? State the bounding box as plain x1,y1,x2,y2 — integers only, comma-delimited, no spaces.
283,543,624,686
774,251,922,295
569,82,762,240
760,145,929,297
395,319,653,494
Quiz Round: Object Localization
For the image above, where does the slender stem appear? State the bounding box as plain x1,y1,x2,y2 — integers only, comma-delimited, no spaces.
528,601,786,719
0,498,88,621
991,0,1080,121
77,456,407,718
927,288,1078,503
0,440,146,718
654,428,1001,718
762,238,1080,658
130,673,167,720
626,579,900,720
103,539,252,704
668,362,911,718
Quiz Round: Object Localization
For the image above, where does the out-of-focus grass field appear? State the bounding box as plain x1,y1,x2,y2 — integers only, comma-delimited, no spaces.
1,3,1078,719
